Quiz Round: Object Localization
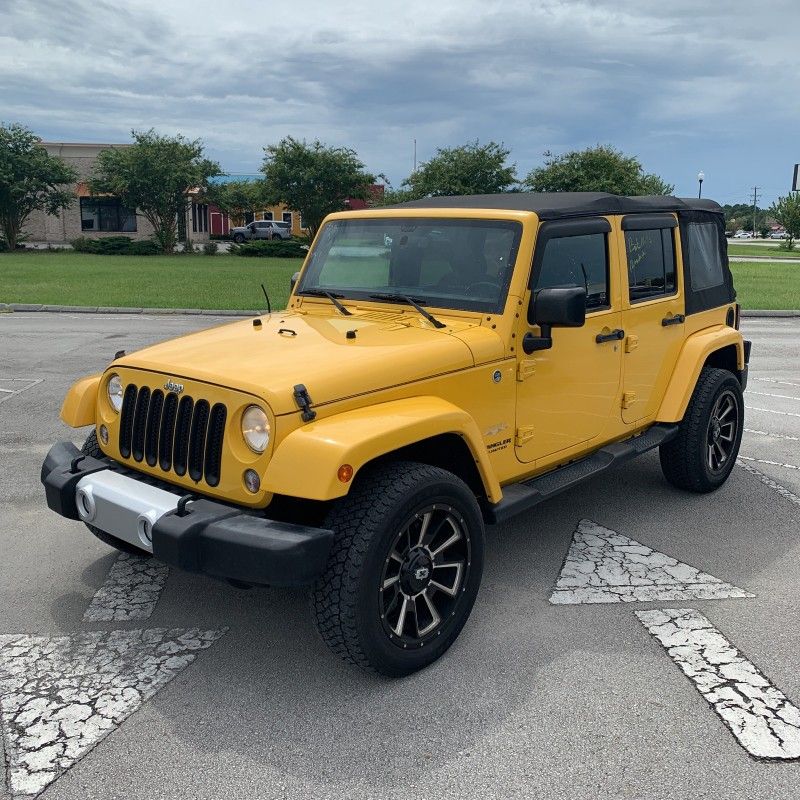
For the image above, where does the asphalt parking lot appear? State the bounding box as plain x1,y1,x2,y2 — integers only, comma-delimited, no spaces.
1,312,799,799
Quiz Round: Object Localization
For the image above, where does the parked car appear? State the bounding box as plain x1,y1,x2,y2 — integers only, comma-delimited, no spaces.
42,192,749,677
733,231,754,239
230,220,292,243
769,230,789,240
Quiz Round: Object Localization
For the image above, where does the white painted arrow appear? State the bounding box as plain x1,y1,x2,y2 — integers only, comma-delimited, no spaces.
549,519,753,604
0,627,225,798
83,552,169,623
637,608,800,760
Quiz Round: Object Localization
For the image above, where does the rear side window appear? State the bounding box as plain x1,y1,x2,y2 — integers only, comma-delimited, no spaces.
624,228,676,302
686,222,724,291
535,233,609,310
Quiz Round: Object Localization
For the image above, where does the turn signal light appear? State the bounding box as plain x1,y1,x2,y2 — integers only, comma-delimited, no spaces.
337,464,354,483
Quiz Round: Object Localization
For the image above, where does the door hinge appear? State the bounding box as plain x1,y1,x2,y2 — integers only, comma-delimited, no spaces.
516,360,537,381
515,426,536,446
621,391,637,409
625,334,639,353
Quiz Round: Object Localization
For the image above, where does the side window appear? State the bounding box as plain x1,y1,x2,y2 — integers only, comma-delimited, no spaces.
625,228,676,302
535,233,609,310
686,222,724,290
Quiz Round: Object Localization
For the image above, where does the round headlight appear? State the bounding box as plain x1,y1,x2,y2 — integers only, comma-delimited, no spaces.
107,374,123,412
241,405,270,453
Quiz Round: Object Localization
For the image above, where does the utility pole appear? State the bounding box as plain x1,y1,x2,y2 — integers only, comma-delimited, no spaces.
751,186,760,237
413,138,417,173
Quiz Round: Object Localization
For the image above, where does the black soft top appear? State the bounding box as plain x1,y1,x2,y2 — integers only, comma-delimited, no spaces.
393,192,722,220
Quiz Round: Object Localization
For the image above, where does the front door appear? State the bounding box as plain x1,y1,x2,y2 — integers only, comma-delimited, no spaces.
516,218,624,464
619,216,685,424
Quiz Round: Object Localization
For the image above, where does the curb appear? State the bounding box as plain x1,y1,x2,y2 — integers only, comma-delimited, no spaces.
0,303,261,316
1,303,799,319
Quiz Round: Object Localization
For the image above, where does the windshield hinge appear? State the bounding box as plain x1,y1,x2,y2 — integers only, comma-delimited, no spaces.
293,384,317,422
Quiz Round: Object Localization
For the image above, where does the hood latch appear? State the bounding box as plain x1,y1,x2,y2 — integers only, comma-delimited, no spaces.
293,384,317,422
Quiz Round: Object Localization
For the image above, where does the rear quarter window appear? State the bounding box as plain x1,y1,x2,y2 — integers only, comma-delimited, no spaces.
687,222,725,291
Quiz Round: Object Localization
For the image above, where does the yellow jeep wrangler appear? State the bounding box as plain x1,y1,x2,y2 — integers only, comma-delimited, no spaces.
42,192,750,676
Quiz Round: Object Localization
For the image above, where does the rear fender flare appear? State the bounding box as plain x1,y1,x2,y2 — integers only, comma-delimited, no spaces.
657,327,744,422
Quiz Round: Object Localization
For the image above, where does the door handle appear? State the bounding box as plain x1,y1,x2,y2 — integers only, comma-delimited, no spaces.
661,314,685,326
596,328,625,343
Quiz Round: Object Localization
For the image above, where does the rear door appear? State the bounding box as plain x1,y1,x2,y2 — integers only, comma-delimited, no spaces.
619,214,685,424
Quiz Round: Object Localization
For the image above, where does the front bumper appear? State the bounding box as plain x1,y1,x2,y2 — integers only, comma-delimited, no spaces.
41,441,334,587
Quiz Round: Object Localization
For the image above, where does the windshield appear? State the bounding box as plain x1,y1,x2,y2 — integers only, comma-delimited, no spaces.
298,217,522,313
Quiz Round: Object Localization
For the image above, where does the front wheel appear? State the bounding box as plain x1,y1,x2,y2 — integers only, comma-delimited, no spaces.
659,367,744,492
311,461,485,677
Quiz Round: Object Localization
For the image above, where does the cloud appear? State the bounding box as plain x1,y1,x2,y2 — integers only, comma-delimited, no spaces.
1,0,798,203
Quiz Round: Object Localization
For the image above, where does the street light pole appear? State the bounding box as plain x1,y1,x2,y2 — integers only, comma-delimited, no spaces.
697,171,705,199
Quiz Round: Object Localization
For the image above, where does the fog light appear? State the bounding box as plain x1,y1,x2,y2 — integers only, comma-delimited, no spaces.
337,464,354,483
243,469,261,493
99,425,109,445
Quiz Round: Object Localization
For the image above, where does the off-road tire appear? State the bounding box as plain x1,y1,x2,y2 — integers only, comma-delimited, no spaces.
659,367,744,493
311,461,485,677
80,431,151,556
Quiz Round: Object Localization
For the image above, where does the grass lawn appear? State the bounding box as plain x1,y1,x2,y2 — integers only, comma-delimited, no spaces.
0,251,303,310
1,252,798,311
726,243,799,258
729,261,800,310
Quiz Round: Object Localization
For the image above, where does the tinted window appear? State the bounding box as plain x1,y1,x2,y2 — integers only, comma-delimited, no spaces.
299,217,522,313
80,197,137,232
687,222,724,290
535,233,608,310
625,228,676,301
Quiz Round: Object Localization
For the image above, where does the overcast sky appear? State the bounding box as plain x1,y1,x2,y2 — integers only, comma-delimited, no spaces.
1,1,798,206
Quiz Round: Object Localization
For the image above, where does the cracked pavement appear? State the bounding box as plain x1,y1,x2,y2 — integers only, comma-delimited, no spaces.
1,313,799,799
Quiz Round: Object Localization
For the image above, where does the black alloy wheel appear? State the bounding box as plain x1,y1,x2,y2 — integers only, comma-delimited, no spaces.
311,461,485,676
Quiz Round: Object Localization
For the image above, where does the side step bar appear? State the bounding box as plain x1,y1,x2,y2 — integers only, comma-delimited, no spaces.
484,423,678,525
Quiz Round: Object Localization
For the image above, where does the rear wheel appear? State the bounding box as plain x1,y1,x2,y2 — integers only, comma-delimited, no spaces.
233,233,245,243
311,461,484,676
659,367,744,492
80,431,151,556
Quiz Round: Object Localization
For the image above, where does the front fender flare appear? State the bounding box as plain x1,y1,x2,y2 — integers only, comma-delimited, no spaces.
263,396,502,503
657,327,744,422
60,374,101,427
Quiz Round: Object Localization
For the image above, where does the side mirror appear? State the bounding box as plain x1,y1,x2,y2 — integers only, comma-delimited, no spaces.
290,271,301,292
523,287,587,354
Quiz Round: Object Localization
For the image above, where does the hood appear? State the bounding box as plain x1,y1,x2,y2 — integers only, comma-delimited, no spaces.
116,309,490,415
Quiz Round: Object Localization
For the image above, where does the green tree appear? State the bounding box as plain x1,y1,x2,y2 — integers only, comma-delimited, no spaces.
402,140,517,198
524,145,673,195
261,137,376,238
91,129,221,253
770,193,800,250
0,123,77,251
205,179,266,225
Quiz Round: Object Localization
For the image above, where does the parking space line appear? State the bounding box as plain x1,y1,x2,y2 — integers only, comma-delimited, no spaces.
82,553,169,622
746,406,800,418
549,519,752,605
744,429,800,442
751,377,800,389
737,460,800,507
0,378,44,405
0,628,226,798
636,608,800,761
739,456,800,472
747,391,800,402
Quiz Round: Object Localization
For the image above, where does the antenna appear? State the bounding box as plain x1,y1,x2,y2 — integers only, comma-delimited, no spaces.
261,283,272,314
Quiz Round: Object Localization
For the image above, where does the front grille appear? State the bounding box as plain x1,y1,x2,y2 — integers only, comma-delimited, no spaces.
119,383,226,486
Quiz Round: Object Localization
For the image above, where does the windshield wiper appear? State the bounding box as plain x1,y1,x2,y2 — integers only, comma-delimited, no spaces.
368,293,447,329
299,288,352,316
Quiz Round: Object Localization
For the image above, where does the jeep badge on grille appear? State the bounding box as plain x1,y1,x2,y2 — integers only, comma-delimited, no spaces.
164,379,184,394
